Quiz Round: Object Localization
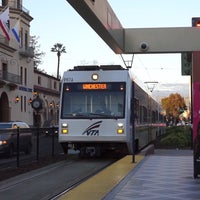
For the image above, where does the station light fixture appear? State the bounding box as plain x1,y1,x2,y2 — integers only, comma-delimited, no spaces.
28,98,32,105
33,90,38,96
49,102,53,107
192,17,200,27
15,96,20,103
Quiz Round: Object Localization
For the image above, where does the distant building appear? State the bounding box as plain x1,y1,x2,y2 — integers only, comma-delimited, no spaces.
0,0,60,126
33,68,60,127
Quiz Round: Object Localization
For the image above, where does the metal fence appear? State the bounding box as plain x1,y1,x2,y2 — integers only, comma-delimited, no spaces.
0,127,64,168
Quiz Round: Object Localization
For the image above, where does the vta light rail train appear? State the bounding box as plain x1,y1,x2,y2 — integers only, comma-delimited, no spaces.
59,65,165,157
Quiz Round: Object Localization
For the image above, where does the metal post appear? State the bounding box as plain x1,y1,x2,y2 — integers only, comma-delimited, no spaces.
16,127,20,167
132,120,135,163
36,112,40,161
51,126,55,156
132,82,135,163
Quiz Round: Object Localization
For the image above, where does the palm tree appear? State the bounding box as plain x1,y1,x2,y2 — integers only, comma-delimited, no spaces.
51,43,66,78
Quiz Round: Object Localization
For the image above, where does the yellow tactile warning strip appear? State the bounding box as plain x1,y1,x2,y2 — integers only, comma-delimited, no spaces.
59,155,144,200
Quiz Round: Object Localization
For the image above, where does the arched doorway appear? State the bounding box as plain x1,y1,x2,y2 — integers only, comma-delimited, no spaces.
0,92,10,121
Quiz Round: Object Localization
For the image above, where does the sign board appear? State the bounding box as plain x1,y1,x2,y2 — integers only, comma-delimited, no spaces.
181,52,192,75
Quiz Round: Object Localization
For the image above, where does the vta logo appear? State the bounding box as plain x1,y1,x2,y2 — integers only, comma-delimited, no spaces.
82,121,102,136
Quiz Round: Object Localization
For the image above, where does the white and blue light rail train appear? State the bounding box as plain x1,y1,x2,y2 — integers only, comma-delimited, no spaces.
59,65,165,157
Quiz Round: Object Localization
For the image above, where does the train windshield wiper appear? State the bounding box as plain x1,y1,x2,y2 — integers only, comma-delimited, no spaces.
72,113,90,117
89,112,112,117
64,112,119,119
63,113,90,117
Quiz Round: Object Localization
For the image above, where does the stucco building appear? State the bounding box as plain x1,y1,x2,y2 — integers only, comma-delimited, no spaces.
0,0,60,127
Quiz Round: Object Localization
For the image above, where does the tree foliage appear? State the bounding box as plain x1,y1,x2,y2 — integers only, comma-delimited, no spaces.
161,93,186,118
30,36,45,68
51,43,66,79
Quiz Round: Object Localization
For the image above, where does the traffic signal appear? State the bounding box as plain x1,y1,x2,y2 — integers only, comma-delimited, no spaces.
192,17,200,27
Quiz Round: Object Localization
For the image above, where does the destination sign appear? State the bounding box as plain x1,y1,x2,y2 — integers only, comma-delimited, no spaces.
82,83,107,90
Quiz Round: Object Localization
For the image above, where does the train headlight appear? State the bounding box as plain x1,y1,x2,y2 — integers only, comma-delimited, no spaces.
61,123,68,134
92,73,98,80
117,123,124,134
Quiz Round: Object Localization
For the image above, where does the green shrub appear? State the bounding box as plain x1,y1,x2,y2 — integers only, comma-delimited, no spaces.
158,126,192,149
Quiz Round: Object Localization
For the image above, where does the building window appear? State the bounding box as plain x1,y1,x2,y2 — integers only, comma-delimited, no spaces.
20,27,23,47
24,96,26,112
2,0,8,6
48,78,52,89
38,76,41,85
20,95,23,112
24,68,27,85
54,81,57,89
17,0,22,9
25,30,28,50
20,66,23,84
2,63,7,80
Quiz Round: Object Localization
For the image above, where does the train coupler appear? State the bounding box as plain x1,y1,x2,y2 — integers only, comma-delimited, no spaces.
80,146,101,157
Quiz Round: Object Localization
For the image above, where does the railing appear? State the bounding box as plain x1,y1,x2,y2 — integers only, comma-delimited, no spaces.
0,1,30,15
0,127,63,168
19,47,34,58
0,70,21,84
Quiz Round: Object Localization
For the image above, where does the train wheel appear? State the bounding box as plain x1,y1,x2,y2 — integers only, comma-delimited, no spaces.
79,147,86,158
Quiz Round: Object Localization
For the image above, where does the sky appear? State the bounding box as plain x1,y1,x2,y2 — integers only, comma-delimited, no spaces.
23,0,200,95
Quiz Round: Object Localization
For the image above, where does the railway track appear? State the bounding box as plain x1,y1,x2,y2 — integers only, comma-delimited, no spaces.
50,157,117,200
0,153,117,200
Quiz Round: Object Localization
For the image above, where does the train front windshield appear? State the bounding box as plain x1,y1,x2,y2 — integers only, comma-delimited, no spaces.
61,82,125,119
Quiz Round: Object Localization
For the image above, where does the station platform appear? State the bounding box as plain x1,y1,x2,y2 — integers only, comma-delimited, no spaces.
60,149,200,200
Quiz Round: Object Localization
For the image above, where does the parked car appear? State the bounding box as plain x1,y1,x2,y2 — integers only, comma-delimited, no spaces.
0,121,32,157
45,125,58,136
